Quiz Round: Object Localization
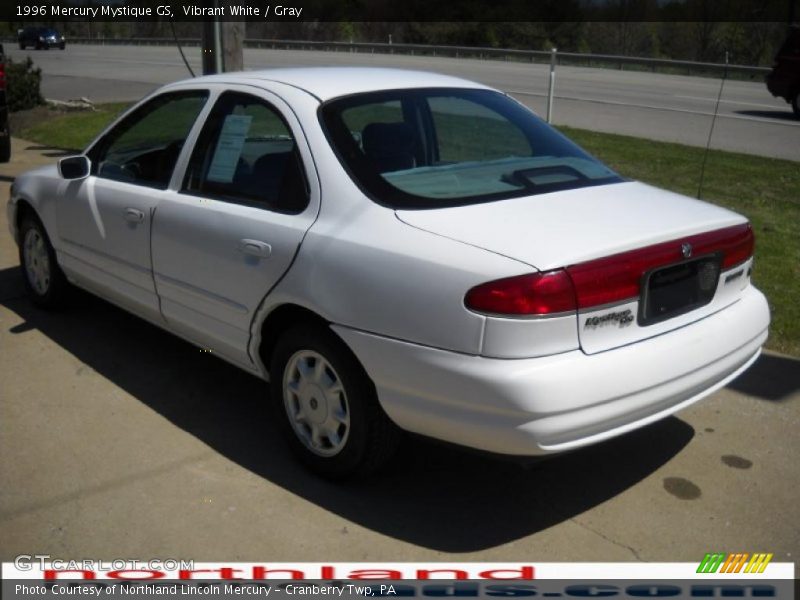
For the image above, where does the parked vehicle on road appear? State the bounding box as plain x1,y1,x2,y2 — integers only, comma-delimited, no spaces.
0,43,10,163
7,68,770,478
766,25,800,117
18,27,66,50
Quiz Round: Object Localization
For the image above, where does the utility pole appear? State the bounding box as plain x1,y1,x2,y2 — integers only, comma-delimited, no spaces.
201,20,216,75
222,22,245,72
202,16,244,74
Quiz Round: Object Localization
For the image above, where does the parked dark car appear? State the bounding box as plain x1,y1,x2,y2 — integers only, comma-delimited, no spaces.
766,26,800,117
18,27,66,50
0,43,10,163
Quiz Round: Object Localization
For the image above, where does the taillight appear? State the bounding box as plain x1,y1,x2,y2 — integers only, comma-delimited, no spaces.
566,223,754,309
465,270,577,316
465,223,754,317
721,225,754,269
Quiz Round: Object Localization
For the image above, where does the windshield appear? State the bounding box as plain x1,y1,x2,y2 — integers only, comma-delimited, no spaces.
320,88,623,209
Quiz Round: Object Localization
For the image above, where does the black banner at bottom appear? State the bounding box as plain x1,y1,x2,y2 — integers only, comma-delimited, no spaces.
2,579,796,599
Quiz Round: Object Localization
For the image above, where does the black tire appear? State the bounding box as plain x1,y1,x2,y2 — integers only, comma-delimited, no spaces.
0,130,10,164
60,42,66,50
19,42,25,50
792,91,799,119
18,216,70,309
270,323,401,479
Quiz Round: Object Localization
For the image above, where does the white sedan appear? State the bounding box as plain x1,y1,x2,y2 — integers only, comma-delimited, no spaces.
7,68,770,478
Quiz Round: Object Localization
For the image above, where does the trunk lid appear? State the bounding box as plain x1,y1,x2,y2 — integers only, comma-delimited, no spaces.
397,181,753,354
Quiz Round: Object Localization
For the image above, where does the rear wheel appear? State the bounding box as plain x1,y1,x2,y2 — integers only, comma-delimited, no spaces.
18,42,25,50
19,217,69,308
270,323,400,479
792,91,799,118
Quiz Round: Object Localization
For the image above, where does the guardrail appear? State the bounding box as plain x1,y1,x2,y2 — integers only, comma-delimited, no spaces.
45,37,770,79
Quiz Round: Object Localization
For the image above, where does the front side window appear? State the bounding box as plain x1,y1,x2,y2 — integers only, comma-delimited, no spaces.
183,92,309,214
90,91,208,189
321,88,622,209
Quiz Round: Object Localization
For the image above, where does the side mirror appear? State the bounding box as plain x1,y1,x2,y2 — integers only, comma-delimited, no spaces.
58,156,90,180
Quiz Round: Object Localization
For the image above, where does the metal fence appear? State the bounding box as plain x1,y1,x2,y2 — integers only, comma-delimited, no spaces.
40,37,770,79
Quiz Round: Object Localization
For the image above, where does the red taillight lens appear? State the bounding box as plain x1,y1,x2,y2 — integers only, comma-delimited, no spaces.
466,223,754,317
721,225,754,269
566,223,754,310
465,270,577,316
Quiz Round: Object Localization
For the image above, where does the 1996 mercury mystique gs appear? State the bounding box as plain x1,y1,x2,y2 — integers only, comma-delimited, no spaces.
7,68,770,478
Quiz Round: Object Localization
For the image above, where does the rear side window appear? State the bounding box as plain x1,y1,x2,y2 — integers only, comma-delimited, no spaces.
90,91,208,189
183,92,309,214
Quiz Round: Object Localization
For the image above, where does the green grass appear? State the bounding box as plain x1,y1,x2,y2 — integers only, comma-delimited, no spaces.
12,104,800,355
16,103,131,151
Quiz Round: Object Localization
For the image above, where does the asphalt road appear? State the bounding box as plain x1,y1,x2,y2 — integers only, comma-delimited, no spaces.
1,142,799,564
6,44,800,161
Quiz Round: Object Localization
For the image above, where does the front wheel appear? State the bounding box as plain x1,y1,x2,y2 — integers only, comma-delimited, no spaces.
270,324,400,479
19,217,69,308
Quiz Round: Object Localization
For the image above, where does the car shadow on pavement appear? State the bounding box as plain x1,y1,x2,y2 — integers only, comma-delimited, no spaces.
1,265,695,552
734,110,798,122
726,352,800,402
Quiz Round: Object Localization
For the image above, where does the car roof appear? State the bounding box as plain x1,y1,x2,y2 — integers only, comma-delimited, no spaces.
167,67,491,102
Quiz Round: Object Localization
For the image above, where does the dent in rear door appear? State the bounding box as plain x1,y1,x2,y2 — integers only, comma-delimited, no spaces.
150,88,320,368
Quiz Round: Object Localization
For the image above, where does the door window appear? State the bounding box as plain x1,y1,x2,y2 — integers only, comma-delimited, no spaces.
183,92,309,214
89,91,208,189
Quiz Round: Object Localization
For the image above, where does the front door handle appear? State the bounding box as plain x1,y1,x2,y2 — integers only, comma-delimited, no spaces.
238,239,272,258
124,208,144,224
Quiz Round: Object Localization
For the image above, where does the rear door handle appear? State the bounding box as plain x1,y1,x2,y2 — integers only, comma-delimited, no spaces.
238,239,272,258
124,208,144,223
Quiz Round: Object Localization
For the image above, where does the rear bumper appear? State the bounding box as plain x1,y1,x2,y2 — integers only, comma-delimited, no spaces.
334,285,770,456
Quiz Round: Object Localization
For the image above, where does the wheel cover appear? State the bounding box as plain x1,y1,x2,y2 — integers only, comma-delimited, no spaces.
23,228,51,296
282,350,351,457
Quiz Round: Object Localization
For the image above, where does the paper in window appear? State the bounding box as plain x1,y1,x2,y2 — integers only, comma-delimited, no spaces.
207,114,253,183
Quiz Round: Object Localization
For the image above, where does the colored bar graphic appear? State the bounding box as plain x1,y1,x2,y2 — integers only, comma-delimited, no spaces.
697,552,773,574
744,553,774,574
697,553,727,573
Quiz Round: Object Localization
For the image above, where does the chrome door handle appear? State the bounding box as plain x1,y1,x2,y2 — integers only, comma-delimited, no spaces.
124,208,144,223
238,239,272,258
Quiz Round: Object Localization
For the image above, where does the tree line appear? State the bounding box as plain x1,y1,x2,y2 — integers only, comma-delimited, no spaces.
2,20,794,66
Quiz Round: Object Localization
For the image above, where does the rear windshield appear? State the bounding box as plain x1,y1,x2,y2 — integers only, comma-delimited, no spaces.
320,88,623,209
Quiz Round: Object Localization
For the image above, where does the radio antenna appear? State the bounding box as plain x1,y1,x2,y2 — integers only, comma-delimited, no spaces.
697,50,728,199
